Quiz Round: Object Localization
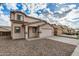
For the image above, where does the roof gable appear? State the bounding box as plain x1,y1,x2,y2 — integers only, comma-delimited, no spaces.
10,11,52,27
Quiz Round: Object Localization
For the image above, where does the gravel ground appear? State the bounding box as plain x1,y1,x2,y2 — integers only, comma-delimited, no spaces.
0,38,76,56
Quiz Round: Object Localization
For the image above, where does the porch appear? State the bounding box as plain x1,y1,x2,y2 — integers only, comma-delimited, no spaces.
28,26,39,38
25,21,46,39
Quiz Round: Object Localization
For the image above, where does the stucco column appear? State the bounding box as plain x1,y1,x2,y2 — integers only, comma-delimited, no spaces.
25,26,28,39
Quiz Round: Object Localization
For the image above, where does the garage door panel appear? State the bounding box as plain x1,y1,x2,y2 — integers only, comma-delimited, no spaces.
39,28,52,38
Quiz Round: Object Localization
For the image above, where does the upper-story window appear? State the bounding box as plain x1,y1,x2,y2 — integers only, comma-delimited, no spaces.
17,14,24,21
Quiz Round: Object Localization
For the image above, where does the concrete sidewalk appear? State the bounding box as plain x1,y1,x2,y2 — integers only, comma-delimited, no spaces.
47,36,79,56
48,36,78,45
59,34,77,39
72,45,79,56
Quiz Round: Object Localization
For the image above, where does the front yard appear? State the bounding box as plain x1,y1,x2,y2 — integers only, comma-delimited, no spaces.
0,38,76,56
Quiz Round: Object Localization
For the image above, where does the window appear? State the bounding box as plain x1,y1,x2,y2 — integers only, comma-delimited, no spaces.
15,26,21,33
32,27,37,33
17,14,24,21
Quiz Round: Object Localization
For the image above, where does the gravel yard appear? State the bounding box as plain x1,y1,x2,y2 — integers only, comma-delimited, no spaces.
0,38,76,56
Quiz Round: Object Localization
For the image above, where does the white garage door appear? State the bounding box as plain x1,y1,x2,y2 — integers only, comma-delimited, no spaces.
40,28,52,38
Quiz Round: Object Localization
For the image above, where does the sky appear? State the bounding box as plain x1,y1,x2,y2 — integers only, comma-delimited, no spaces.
0,3,79,29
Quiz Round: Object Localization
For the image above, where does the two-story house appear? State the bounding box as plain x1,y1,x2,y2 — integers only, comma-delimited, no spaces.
10,11,54,39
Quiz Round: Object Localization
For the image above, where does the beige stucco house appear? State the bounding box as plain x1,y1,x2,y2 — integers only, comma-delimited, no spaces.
10,11,54,39
61,25,69,34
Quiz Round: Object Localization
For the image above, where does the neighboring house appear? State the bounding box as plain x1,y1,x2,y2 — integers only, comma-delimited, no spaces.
67,28,75,35
75,28,79,35
61,25,76,35
0,26,11,36
52,24,63,36
10,11,54,39
61,25,69,34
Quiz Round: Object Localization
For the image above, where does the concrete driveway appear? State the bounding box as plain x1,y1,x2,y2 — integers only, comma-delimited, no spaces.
47,36,79,56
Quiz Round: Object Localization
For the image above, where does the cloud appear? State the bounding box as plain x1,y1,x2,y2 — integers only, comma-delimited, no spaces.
57,9,79,28
48,3,79,28
56,4,76,14
5,3,18,10
0,3,79,29
22,4,28,11
0,6,3,14
0,4,10,26
0,14,11,26
30,3,77,28
66,9,79,21
28,3,48,17
68,4,76,9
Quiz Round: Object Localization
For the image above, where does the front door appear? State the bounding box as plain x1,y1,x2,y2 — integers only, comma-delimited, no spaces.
28,27,39,38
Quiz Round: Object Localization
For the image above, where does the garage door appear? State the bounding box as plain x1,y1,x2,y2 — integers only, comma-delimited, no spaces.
39,28,52,38
0,32,11,39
